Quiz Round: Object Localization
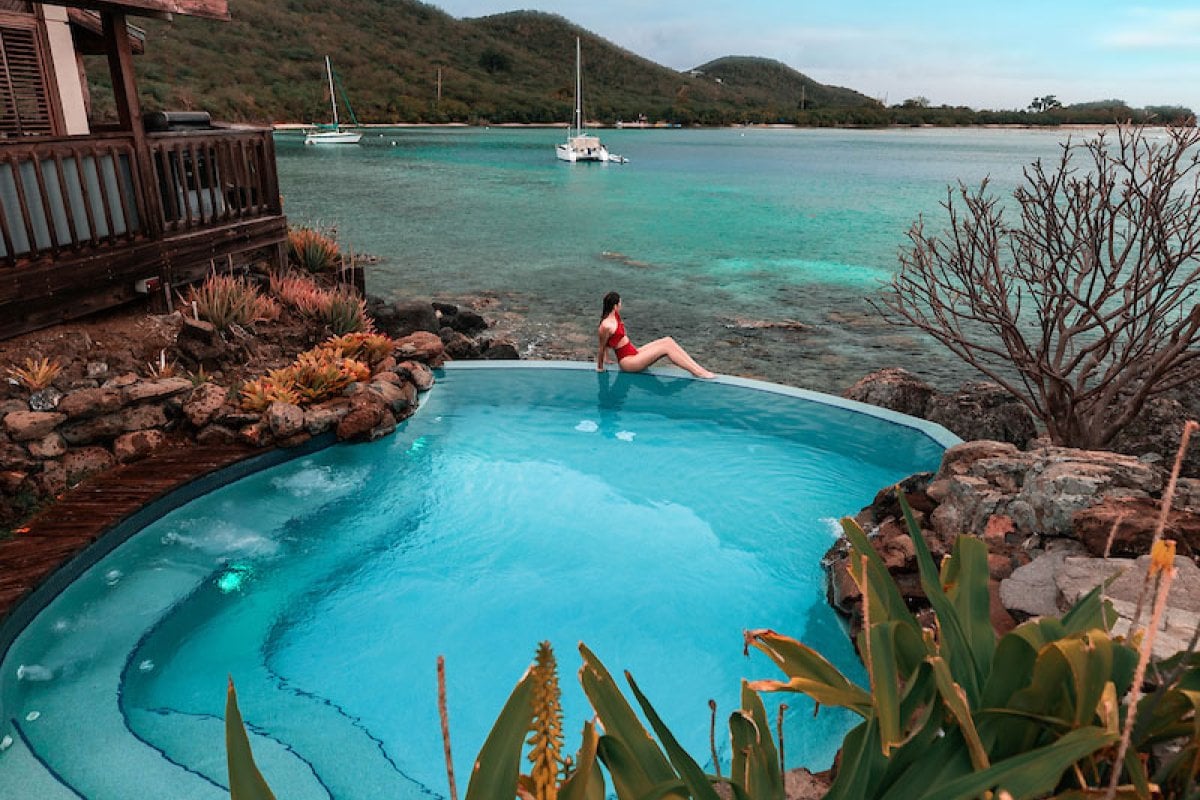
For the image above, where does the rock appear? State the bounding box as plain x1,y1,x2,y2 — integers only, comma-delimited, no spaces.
85,361,109,380
368,380,417,417
179,317,218,345
59,413,125,445
113,430,167,464
391,301,441,337
397,360,435,391
784,768,832,800
122,378,192,405
195,424,238,445
983,514,1015,546
182,383,229,428
101,372,139,389
828,560,862,613
482,339,520,360
1000,551,1069,618
842,368,936,418
0,400,27,416
336,391,389,442
371,371,403,387
267,402,305,439
442,331,480,359
212,407,261,428
1111,396,1200,480
62,447,114,483
238,421,273,448
28,387,63,412
0,470,26,494
278,432,313,449
33,461,66,496
928,443,1163,540
304,400,352,435
925,382,1038,448
431,301,458,317
4,411,66,442
394,331,445,364
57,387,125,419
0,443,35,471
1073,496,1200,557
120,404,168,432
27,433,67,460
450,308,487,335
1178,479,1200,512
989,579,1016,635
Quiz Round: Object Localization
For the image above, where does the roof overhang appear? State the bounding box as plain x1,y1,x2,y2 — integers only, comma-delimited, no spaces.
68,8,146,55
42,0,229,21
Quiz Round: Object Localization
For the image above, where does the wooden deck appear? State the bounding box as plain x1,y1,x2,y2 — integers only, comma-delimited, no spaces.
0,442,264,622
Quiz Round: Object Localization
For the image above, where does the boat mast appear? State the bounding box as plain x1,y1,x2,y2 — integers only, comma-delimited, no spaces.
325,55,339,129
575,37,583,135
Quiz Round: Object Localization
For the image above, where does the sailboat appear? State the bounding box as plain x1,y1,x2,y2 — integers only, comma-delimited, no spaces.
555,38,624,163
305,56,362,145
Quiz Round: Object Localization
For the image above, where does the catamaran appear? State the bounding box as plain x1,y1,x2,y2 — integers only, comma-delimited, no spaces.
556,38,624,163
305,56,362,145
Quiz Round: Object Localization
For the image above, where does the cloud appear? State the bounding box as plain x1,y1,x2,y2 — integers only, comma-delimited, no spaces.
1101,9,1200,49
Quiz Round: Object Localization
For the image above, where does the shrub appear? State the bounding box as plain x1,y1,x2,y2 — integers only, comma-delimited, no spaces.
186,275,263,332
6,356,62,390
269,272,327,317
239,368,300,412
320,332,394,365
287,226,342,273
319,287,372,335
289,350,359,404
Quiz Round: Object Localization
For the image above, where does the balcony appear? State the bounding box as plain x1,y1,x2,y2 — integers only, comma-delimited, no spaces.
0,125,286,338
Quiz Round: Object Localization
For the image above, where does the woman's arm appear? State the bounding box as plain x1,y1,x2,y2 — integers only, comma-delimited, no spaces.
596,326,609,371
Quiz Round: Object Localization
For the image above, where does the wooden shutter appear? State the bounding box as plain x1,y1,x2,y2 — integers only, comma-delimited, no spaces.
0,15,54,137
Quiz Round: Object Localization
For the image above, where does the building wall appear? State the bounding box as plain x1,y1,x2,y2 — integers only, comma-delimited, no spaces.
41,4,88,135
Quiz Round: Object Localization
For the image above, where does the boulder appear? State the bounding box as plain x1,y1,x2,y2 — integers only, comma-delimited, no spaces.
238,421,273,448
57,387,125,419
182,383,229,428
397,360,435,391
784,768,832,800
336,391,392,442
382,301,440,337
0,400,27,416
925,381,1038,447
304,400,352,435
482,339,520,360
842,368,936,418
0,443,35,471
442,331,480,359
62,446,115,483
368,380,417,417
27,433,67,460
267,402,305,439
113,430,167,464
28,387,63,412
195,424,238,445
4,411,66,442
101,372,139,390
1073,496,1200,557
120,404,169,432
33,461,66,496
450,308,487,335
394,331,445,364
121,378,192,404
59,413,124,445
1110,396,1200,479
177,318,225,363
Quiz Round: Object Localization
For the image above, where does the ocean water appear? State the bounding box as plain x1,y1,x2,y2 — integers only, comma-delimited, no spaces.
276,126,1080,391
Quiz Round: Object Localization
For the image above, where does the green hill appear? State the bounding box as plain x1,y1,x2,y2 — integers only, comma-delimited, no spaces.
98,1,879,125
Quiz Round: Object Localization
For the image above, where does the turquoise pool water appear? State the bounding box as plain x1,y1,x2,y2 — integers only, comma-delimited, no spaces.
0,366,952,799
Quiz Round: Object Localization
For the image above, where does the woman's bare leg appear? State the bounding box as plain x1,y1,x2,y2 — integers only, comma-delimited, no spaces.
618,337,716,378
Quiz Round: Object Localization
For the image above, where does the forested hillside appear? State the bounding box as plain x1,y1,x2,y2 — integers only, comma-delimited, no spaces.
107,0,879,124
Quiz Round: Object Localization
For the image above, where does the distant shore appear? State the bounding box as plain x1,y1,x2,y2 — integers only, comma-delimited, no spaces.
272,121,1149,132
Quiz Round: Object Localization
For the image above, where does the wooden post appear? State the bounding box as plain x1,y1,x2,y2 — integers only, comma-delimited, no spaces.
103,10,163,241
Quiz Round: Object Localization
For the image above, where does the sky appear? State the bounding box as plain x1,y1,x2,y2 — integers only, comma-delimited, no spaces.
430,0,1200,112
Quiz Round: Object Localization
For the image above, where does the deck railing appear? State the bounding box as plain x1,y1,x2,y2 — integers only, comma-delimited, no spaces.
0,127,280,267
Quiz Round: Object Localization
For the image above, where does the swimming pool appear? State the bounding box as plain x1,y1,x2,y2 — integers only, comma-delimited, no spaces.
0,364,955,799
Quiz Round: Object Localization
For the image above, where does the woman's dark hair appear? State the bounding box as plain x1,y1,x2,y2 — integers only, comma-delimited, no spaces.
601,291,621,319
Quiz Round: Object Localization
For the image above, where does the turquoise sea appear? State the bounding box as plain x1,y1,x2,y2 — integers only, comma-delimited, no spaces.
275,126,1081,391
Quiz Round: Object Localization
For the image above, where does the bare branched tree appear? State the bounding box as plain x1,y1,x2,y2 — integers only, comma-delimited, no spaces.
875,125,1200,449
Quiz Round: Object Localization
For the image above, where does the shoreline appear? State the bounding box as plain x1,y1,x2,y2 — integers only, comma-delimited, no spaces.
272,121,1164,133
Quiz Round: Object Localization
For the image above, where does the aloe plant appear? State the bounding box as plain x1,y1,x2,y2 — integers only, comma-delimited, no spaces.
225,678,277,800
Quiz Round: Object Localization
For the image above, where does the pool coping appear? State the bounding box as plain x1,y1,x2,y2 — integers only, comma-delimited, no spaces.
440,360,964,450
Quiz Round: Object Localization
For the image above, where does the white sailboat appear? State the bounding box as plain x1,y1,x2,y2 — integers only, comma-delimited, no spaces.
305,56,362,145
555,38,624,163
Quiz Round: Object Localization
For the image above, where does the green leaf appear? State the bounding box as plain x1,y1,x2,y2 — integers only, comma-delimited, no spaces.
464,668,535,800
625,671,723,800
927,656,989,770
225,677,278,800
867,621,927,754
745,629,872,715
735,683,783,799
899,495,985,705
916,726,1117,800
560,720,606,800
842,518,920,632
578,644,676,788
597,736,688,800
822,720,885,800
1060,584,1116,634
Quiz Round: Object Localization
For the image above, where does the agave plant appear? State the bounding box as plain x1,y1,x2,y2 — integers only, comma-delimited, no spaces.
321,332,396,366
187,274,263,332
5,356,62,390
743,492,1200,800
287,226,342,274
319,287,373,335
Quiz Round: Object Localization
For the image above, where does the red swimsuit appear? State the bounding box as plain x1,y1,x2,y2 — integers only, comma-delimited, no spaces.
607,312,639,360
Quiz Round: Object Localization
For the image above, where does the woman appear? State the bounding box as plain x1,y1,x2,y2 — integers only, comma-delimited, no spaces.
596,291,716,379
